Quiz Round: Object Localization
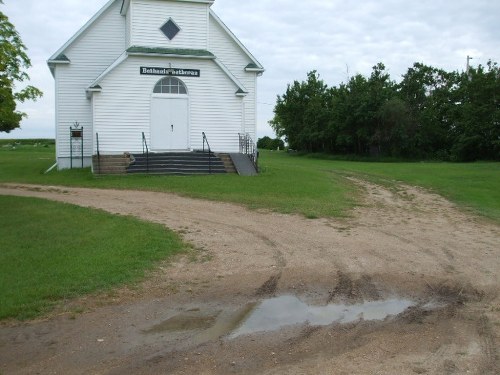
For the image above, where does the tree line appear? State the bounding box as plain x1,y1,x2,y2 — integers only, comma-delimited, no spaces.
270,62,499,161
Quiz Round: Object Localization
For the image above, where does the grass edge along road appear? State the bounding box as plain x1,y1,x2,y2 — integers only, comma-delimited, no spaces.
0,141,359,219
0,141,499,222
0,195,186,320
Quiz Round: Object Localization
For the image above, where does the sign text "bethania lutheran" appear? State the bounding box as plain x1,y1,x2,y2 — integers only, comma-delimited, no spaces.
140,66,200,77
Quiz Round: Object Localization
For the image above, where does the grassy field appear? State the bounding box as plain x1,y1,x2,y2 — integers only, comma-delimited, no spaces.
1,140,499,221
0,195,186,320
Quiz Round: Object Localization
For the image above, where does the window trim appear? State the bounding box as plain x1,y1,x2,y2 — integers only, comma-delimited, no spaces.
153,77,189,95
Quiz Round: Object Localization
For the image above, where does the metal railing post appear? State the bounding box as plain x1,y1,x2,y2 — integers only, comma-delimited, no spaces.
81,127,84,168
70,127,73,169
202,132,212,174
238,133,259,173
142,132,149,173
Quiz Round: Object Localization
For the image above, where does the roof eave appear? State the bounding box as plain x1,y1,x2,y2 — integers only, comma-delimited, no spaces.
127,52,215,59
47,60,71,65
213,59,248,96
245,68,265,73
47,58,71,78
87,85,102,91
88,52,128,89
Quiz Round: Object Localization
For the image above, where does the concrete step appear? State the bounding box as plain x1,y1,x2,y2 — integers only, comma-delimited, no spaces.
218,153,237,173
127,152,226,175
93,154,130,175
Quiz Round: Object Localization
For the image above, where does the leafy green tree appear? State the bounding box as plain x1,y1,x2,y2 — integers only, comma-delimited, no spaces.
257,136,272,149
376,97,415,156
398,63,459,158
449,61,500,161
328,63,396,155
0,5,42,132
269,137,285,150
270,71,330,152
257,136,285,150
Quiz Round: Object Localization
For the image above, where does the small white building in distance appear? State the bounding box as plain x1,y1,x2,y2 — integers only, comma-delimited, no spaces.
48,0,264,173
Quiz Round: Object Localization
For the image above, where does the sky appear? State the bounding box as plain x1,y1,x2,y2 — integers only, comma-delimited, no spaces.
1,0,499,140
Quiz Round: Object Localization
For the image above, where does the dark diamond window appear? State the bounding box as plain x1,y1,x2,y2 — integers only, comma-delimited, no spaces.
160,19,180,40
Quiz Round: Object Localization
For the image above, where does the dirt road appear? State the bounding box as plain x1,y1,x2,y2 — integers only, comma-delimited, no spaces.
0,180,499,374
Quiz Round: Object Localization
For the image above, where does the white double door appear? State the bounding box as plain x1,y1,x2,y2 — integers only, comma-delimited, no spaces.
150,96,188,151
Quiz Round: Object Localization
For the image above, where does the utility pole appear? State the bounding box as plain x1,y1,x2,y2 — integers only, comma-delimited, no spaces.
466,55,473,75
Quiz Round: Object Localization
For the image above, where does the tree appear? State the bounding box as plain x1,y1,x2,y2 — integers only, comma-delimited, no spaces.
449,61,500,161
0,5,42,132
377,97,415,156
328,63,397,155
270,71,330,152
398,63,459,158
257,136,285,150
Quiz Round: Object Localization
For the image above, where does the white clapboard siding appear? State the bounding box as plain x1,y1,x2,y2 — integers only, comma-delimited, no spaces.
130,0,209,50
209,14,257,138
93,56,243,154
243,87,256,139
55,0,125,161
126,9,131,47
208,14,253,82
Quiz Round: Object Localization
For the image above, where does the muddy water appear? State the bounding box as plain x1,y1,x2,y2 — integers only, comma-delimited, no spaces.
230,296,415,338
145,296,417,342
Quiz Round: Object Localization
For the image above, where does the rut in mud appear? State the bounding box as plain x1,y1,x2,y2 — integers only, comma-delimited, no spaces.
0,180,499,375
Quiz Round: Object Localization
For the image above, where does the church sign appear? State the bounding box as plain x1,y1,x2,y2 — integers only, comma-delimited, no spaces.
140,66,200,77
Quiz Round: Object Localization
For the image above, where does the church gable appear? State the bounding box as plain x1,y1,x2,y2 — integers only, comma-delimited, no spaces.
126,0,211,51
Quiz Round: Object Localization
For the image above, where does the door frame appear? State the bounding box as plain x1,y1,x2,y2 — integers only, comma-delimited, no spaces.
150,93,190,152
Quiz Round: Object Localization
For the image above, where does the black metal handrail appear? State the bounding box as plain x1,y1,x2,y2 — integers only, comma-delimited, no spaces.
142,132,149,173
95,132,101,174
238,133,259,172
202,132,212,174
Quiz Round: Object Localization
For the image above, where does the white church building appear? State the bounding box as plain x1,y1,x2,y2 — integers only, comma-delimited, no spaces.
48,0,264,173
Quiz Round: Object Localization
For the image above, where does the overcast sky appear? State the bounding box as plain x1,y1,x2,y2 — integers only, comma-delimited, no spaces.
1,0,499,139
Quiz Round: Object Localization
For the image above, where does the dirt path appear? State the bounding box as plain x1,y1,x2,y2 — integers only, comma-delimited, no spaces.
0,181,499,374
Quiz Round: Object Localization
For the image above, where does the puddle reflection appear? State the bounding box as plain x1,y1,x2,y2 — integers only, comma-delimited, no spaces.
230,295,415,338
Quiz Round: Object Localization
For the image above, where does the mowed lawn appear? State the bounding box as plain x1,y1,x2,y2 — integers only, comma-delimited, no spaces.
0,195,186,320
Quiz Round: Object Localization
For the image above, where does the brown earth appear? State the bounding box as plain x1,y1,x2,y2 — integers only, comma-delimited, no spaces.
0,180,499,375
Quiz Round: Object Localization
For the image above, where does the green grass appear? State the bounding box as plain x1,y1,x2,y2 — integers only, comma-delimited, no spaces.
0,142,499,221
0,195,186,320
0,143,358,218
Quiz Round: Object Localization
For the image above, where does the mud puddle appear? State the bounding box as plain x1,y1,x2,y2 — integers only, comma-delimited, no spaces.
144,295,437,342
230,295,418,338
